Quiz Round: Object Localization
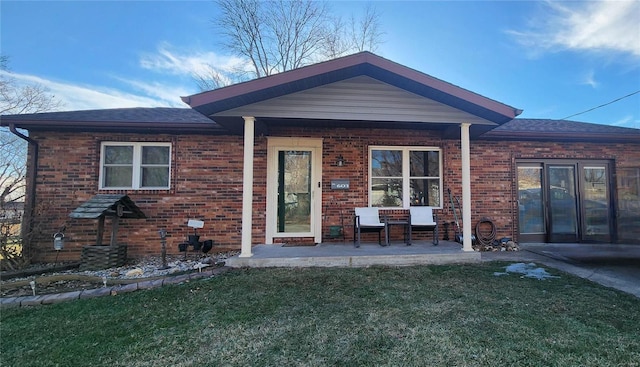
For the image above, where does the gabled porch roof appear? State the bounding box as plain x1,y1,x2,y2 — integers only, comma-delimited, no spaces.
182,52,522,137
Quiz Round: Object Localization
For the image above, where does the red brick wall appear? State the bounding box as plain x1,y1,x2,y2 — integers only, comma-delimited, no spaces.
27,128,640,261
29,132,257,262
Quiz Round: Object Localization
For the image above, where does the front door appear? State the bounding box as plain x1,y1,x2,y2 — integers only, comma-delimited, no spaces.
266,138,322,244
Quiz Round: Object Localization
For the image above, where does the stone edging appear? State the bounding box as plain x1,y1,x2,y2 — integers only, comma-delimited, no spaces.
0,266,231,308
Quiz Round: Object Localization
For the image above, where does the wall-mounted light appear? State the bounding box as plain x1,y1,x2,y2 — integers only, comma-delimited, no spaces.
336,155,345,167
53,231,64,251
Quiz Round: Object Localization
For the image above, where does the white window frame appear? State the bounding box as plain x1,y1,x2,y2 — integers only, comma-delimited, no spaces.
368,146,442,208
99,142,171,190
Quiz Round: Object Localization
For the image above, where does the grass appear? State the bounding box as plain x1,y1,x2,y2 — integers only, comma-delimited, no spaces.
1,262,639,367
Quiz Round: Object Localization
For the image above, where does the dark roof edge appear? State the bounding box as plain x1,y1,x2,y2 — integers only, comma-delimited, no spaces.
1,120,227,134
479,131,640,143
481,118,640,142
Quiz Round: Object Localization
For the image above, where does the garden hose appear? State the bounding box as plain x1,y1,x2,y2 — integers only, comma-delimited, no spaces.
475,217,496,246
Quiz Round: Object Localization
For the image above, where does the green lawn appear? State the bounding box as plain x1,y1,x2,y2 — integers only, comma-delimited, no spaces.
1,263,639,367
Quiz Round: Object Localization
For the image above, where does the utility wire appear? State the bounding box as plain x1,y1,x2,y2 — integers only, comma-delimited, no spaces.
560,90,640,120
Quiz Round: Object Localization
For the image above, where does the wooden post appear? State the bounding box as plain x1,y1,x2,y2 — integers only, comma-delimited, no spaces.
96,215,105,246
240,116,255,258
110,216,119,247
461,122,473,252
110,204,123,247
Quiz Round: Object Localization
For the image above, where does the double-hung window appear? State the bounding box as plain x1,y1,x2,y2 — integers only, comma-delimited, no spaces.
100,142,171,190
370,146,441,208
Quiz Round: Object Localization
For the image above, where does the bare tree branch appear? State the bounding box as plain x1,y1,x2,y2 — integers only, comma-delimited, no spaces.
192,65,230,92
204,0,384,90
0,56,63,115
350,3,384,53
0,56,61,269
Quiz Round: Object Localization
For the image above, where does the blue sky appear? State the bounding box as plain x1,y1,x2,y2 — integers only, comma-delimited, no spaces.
2,0,639,128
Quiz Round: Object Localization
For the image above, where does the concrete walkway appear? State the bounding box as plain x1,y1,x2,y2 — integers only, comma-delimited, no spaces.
499,243,640,298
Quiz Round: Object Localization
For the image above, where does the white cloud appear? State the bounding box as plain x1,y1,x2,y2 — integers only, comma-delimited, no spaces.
581,70,599,88
509,0,640,58
1,44,253,113
1,70,192,111
113,77,193,106
611,115,639,129
139,43,251,82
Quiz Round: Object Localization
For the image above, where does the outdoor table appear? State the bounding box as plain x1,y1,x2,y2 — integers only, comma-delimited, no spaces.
385,220,412,246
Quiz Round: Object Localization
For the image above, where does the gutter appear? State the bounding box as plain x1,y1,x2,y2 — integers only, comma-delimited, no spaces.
479,131,640,143
8,124,38,258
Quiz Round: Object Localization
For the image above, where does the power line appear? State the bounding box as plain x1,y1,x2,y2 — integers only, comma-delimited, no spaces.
560,90,640,120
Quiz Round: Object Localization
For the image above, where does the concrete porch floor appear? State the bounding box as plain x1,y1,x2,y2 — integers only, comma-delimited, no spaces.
225,240,480,268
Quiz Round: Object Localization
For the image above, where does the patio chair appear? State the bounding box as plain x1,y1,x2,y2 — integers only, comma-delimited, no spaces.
353,207,386,247
409,207,439,245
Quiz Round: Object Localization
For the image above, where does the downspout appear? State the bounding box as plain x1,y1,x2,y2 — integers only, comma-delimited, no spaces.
8,124,38,260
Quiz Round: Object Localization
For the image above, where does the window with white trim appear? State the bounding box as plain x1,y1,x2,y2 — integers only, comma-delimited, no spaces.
369,146,442,208
100,142,171,189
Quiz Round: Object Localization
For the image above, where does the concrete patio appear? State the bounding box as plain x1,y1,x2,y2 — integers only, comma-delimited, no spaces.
225,240,480,268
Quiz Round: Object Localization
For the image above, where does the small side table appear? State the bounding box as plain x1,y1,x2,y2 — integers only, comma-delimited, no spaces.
385,220,412,246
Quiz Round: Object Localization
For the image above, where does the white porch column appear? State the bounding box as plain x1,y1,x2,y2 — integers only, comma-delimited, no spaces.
240,116,255,258
461,122,473,252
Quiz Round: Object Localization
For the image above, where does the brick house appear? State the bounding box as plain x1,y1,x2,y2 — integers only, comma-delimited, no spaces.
2,52,639,262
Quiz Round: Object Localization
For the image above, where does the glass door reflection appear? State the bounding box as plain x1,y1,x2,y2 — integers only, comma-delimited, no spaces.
277,150,312,233
582,166,610,241
517,165,545,241
548,165,578,242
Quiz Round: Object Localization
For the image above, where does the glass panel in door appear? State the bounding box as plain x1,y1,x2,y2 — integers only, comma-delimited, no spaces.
582,166,610,241
617,168,640,242
548,166,578,242
517,166,545,239
277,150,312,233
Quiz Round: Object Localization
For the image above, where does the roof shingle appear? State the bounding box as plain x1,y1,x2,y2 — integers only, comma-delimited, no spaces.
0,107,224,134
483,118,640,142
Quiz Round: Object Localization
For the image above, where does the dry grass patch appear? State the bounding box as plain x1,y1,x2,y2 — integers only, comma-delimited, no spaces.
2,263,639,367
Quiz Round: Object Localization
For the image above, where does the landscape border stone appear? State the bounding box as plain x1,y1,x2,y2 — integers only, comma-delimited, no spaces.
79,288,113,299
42,291,82,305
0,266,230,308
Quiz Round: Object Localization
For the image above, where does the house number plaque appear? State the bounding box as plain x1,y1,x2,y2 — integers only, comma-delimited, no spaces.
331,179,350,190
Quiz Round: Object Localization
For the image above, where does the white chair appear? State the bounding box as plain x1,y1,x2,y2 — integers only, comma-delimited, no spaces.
353,207,386,247
409,207,438,245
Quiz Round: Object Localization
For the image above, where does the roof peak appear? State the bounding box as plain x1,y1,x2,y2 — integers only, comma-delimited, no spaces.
183,51,522,125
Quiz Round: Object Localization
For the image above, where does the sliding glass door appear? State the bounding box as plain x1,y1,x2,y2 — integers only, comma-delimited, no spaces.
582,165,610,242
517,165,545,242
548,165,579,242
517,160,613,243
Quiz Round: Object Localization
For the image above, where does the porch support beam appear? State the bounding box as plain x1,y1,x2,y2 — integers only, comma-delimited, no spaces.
461,122,473,252
240,116,255,258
